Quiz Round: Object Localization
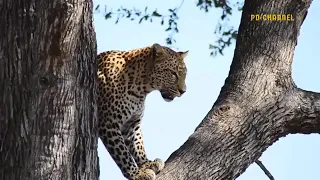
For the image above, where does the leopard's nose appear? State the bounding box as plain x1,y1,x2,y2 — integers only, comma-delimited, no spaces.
179,89,185,95
179,85,186,95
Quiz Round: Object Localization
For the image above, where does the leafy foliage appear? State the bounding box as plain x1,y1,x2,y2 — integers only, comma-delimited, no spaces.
95,0,243,57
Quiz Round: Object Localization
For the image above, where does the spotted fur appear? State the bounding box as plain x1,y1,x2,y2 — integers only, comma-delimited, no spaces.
97,43,188,180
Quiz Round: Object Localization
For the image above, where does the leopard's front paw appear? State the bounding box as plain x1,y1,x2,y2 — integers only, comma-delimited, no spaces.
140,158,165,174
132,169,156,180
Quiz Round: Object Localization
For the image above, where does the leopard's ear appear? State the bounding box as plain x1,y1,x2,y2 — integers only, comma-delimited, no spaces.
151,43,165,57
178,51,189,59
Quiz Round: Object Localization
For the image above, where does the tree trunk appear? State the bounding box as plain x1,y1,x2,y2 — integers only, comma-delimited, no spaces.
0,0,98,180
157,0,318,179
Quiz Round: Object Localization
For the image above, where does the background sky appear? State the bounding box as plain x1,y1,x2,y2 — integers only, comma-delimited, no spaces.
92,0,320,179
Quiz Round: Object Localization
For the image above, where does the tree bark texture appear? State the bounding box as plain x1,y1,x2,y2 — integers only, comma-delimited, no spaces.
157,0,317,179
0,0,98,180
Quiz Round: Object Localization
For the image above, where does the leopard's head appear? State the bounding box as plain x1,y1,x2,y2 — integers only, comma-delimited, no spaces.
149,43,188,102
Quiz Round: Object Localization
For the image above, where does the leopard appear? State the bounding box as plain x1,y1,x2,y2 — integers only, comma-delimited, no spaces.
97,43,188,180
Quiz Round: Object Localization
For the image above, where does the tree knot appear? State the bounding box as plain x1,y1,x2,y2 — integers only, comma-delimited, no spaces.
212,105,231,118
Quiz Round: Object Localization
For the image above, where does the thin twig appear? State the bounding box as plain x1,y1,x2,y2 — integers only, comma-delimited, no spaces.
255,160,275,180
176,0,185,10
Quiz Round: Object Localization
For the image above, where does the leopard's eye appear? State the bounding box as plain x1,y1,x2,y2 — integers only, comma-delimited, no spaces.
172,71,178,79
171,71,179,84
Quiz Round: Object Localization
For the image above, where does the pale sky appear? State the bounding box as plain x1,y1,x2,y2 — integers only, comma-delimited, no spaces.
93,0,320,179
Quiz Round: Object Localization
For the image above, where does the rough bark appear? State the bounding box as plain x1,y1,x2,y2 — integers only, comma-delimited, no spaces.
156,0,316,179
0,0,98,180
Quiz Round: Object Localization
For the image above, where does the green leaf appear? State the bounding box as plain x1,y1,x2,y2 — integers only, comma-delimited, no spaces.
221,14,226,20
197,0,203,6
213,0,220,7
166,38,172,45
152,11,162,17
222,31,231,36
139,17,143,24
105,12,112,19
226,8,232,15
231,32,238,39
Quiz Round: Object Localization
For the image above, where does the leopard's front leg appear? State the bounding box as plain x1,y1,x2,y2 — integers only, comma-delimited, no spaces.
122,116,165,175
99,120,156,180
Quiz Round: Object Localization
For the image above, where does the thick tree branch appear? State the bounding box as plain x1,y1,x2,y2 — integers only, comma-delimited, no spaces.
287,88,320,134
156,0,313,179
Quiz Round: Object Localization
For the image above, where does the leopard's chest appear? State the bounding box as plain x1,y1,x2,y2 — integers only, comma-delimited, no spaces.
121,95,145,122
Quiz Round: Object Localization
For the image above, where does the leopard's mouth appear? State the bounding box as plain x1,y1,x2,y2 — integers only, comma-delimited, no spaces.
161,93,174,102
160,90,178,102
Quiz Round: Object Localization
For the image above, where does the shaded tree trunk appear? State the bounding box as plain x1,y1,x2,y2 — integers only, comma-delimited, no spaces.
157,0,318,179
0,0,98,180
